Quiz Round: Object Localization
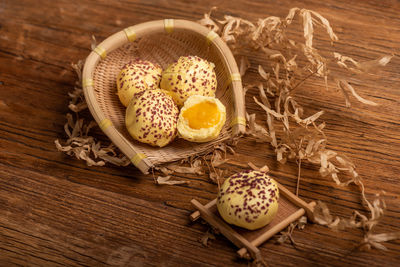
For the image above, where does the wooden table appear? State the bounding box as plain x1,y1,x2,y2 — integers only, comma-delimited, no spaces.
1,0,399,266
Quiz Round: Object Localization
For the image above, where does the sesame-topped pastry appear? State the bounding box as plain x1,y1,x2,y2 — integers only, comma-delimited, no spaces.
125,89,179,147
217,170,279,230
160,56,217,107
117,59,162,107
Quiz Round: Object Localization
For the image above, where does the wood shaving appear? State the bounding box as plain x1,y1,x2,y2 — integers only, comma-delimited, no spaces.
156,176,188,185
239,56,251,77
200,228,216,247
275,222,297,246
337,79,378,106
197,7,219,33
334,52,393,74
297,215,307,230
246,112,272,143
248,162,270,173
251,258,268,267
275,216,307,245
162,163,203,175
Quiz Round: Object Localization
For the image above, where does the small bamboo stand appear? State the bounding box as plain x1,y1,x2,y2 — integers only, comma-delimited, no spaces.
190,182,316,260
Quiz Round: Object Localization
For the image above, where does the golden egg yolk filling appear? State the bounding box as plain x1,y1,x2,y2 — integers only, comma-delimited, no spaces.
182,101,221,130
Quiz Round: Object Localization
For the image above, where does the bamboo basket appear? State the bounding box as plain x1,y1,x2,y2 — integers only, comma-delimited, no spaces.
82,19,246,174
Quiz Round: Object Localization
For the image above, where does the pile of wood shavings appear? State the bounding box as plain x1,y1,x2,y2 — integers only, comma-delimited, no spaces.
54,60,130,167
154,142,234,186
199,7,398,251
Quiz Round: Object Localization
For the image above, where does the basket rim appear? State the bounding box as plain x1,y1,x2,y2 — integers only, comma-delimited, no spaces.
82,19,246,174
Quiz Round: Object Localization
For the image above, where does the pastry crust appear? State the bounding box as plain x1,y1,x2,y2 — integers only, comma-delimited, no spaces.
160,56,217,107
217,170,279,230
125,90,179,147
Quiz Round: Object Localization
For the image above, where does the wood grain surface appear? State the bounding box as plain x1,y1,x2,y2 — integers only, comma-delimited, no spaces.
0,0,399,266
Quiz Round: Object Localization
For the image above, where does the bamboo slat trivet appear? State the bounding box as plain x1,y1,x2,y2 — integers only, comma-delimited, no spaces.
190,182,316,260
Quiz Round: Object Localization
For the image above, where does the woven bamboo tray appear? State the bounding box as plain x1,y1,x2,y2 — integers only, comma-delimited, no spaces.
82,19,246,174
190,182,316,260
